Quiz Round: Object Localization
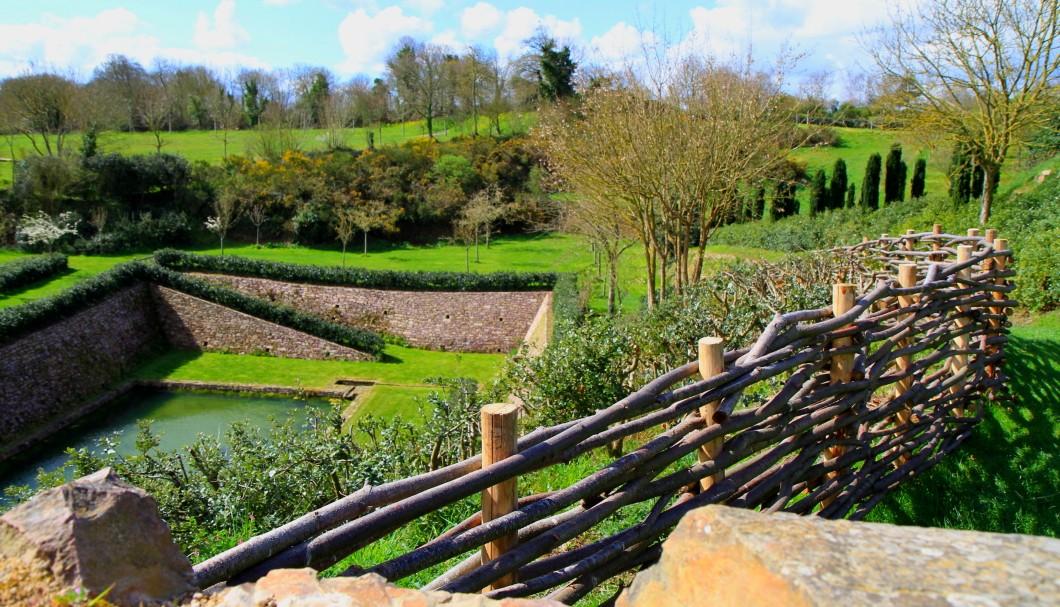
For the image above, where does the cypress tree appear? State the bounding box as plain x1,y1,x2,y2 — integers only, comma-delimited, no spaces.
861,153,882,211
884,143,906,204
772,181,796,220
810,169,828,216
753,186,766,220
910,158,927,199
970,164,985,199
846,183,856,208
949,145,972,205
830,158,848,210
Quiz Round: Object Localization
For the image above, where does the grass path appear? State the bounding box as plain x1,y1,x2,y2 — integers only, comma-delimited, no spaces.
865,311,1060,537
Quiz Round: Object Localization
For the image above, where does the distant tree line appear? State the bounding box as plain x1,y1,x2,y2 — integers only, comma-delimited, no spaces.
0,34,577,157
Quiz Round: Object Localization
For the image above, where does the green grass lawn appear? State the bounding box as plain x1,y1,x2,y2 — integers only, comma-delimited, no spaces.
132,345,505,421
865,310,1060,537
0,250,149,308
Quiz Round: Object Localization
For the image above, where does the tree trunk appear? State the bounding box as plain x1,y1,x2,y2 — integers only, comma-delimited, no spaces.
342,243,347,268
364,230,368,255
220,236,224,256
255,225,261,247
607,251,619,315
475,230,480,262
980,164,1000,225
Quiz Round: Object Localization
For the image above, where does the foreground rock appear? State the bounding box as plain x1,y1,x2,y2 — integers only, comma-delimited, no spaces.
0,468,195,606
190,568,562,607
617,505,1060,606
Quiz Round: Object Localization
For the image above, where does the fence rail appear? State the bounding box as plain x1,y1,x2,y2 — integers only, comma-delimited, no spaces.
194,228,1015,604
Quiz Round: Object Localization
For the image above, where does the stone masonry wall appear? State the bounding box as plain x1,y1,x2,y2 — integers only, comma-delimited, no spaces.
150,286,374,361
192,273,551,353
0,285,160,457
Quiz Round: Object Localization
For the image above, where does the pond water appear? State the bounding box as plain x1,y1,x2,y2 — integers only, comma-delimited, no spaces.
0,390,328,505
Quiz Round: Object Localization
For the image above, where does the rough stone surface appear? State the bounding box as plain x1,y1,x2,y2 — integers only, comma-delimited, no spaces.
0,284,160,455
151,285,374,361
0,468,195,607
194,274,550,353
616,505,1060,607
189,568,562,607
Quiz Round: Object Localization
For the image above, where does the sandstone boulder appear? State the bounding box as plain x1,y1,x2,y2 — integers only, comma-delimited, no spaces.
616,505,1060,607
0,468,195,606
190,568,563,607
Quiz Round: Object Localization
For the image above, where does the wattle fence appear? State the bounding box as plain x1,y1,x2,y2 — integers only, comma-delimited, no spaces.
193,228,1015,604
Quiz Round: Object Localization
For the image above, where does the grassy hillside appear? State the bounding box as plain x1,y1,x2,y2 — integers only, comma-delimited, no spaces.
0,113,536,186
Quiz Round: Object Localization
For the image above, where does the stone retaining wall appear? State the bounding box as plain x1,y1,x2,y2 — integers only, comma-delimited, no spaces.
0,285,160,457
192,273,550,353
150,286,373,361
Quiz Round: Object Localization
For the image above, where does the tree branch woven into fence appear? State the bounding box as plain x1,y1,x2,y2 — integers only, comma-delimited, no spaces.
194,228,1015,604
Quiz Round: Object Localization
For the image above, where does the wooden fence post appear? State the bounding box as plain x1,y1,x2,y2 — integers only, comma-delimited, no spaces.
967,228,980,238
697,337,725,492
822,284,856,508
951,246,974,416
931,224,943,262
987,238,1009,397
894,264,918,426
480,403,519,591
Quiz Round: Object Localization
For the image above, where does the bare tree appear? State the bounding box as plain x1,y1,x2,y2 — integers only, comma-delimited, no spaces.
865,0,1060,224
247,202,267,246
349,198,399,255
537,51,797,307
0,70,80,156
386,38,451,139
334,208,357,267
206,188,242,255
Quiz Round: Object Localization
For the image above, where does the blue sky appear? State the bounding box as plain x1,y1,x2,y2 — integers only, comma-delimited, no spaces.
0,1,897,96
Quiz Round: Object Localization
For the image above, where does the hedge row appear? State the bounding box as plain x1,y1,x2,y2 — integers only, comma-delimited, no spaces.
0,254,68,293
153,250,560,292
0,262,385,358
0,262,142,344
143,265,385,357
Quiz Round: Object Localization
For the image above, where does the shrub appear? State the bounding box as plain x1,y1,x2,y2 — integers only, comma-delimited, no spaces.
154,249,559,292
0,261,386,357
0,254,67,292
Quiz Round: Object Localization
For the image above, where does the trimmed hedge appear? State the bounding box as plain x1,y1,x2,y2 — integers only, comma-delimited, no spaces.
0,254,68,293
0,261,385,358
0,262,142,344
153,250,559,292
142,265,385,357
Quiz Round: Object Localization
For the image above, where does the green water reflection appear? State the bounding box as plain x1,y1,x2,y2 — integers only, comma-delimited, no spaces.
1,390,327,502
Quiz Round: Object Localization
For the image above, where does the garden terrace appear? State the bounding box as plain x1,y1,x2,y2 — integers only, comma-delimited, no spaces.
193,228,1015,603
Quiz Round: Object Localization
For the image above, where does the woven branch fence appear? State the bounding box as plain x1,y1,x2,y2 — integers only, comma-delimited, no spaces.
193,227,1015,604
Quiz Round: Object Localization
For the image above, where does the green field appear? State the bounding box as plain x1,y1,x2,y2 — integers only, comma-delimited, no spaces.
0,113,537,185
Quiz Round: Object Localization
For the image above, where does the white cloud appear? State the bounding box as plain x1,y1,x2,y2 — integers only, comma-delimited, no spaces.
404,0,444,16
0,7,267,80
589,22,657,68
684,0,897,96
461,2,503,39
336,6,432,75
493,7,582,60
193,0,251,50
0,8,144,77
263,0,302,5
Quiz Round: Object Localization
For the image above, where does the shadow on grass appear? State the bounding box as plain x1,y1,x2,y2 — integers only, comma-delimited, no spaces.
0,267,77,301
865,333,1060,537
132,349,204,379
378,353,405,364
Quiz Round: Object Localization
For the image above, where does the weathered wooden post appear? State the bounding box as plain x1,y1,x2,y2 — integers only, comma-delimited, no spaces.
951,245,974,416
697,337,725,492
967,227,980,238
987,238,1009,398
822,283,856,508
480,403,519,591
894,264,918,426
931,224,943,262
